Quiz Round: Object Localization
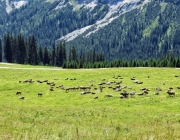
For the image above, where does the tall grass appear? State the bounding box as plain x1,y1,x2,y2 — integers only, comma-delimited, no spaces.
0,66,180,139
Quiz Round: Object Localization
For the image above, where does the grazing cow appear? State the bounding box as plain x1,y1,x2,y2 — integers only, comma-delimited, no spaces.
144,90,148,95
167,90,175,97
24,79,33,83
154,92,159,95
177,87,180,89
37,80,43,83
120,92,129,98
129,91,136,97
140,88,147,90
94,96,98,99
108,86,113,89
50,87,54,91
134,80,139,83
29,79,34,83
137,81,143,84
156,87,162,91
19,96,25,99
131,78,136,80
120,95,125,99
137,93,144,96
50,83,55,86
16,91,21,95
38,93,43,97
65,78,68,80
105,94,113,97
81,91,86,95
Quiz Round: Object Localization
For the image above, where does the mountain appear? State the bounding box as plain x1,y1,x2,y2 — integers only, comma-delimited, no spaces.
0,0,180,60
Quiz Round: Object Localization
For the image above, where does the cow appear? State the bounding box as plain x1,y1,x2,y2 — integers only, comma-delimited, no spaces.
19,96,25,100
38,93,43,97
16,91,21,95
167,89,175,97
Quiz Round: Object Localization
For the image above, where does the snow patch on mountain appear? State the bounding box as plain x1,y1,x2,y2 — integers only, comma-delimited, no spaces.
5,0,28,13
13,0,28,9
6,0,12,13
59,0,150,42
84,0,98,10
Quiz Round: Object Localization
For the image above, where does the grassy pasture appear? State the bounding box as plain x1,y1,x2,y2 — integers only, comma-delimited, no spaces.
0,64,180,139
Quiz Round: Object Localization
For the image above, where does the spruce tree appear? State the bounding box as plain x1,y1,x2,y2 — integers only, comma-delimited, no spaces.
51,43,56,66
62,42,67,65
4,34,13,63
43,47,50,65
38,46,44,65
17,34,27,64
12,35,19,63
28,36,38,65
71,45,78,62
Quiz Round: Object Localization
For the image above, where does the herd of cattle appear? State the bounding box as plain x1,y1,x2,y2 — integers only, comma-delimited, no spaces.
16,75,179,100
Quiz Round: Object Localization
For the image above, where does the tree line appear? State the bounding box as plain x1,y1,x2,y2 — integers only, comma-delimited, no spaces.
1,34,105,67
1,33,180,69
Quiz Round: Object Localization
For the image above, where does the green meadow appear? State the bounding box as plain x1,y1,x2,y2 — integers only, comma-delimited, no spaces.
0,64,180,140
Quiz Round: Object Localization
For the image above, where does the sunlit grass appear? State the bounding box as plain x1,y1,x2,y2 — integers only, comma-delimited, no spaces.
0,65,180,139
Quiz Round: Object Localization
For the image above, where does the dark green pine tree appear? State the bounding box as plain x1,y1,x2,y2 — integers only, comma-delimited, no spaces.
71,45,78,62
176,58,180,68
28,36,38,65
18,34,27,64
51,43,56,66
58,42,63,66
0,38,2,62
92,49,97,63
4,34,13,63
12,35,19,63
38,46,44,65
56,42,66,67
68,47,72,62
55,45,60,66
61,42,67,65
43,47,50,65
79,50,86,68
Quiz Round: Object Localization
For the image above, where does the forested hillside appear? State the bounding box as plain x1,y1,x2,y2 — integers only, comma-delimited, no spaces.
0,0,109,46
68,0,180,60
0,0,180,61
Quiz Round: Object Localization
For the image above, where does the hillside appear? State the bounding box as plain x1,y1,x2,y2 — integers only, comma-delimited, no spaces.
67,0,180,60
0,0,180,60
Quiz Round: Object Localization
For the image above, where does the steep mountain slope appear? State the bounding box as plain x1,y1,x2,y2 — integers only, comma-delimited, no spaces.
0,0,180,60
66,0,180,60
0,0,149,46
59,0,150,41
